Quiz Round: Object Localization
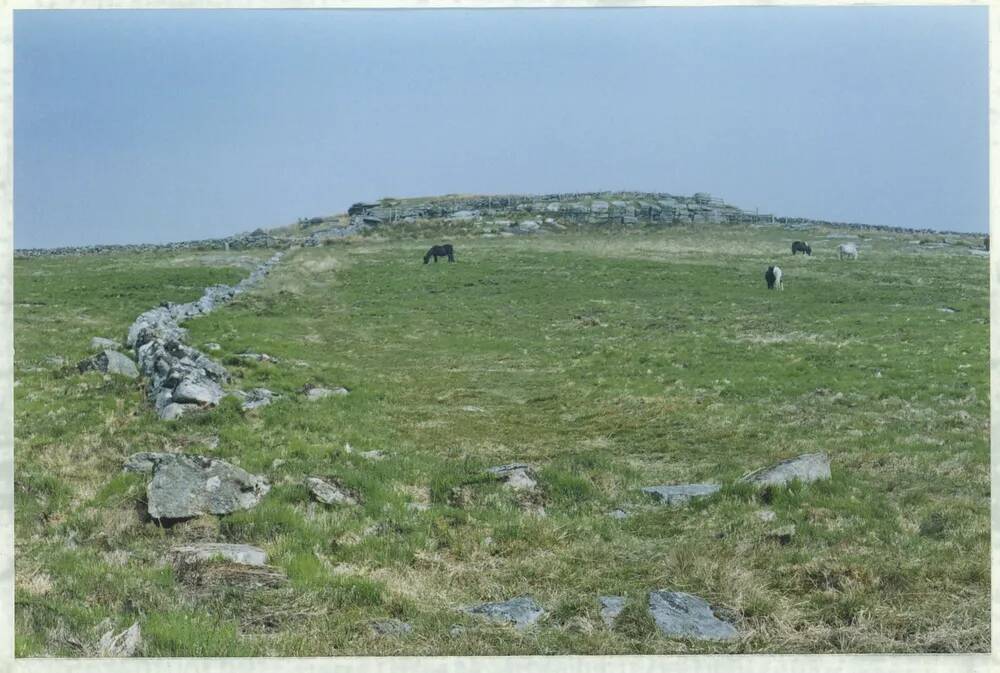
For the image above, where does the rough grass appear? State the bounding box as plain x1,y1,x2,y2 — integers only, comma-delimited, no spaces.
13,225,989,655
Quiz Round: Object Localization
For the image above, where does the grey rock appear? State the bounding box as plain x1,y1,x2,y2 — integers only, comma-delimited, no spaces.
306,386,350,401
90,337,121,351
448,624,466,637
608,509,630,519
203,342,222,351
170,543,267,566
360,450,387,461
369,619,413,637
78,350,139,379
465,596,544,630
123,451,173,474
641,483,720,506
756,509,777,523
158,402,198,421
238,388,276,411
97,622,141,657
486,463,537,490
648,591,738,641
599,596,627,627
172,373,224,405
738,452,831,488
305,477,358,506
145,454,270,520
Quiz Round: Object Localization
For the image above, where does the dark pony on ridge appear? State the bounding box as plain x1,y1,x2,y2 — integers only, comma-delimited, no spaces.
424,244,455,264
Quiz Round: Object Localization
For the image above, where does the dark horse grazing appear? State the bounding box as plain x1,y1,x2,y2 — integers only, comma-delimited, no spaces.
424,244,455,264
791,241,812,256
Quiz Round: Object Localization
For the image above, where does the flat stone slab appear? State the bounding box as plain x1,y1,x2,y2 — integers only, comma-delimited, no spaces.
599,595,627,627
170,543,268,567
648,591,738,641
486,463,538,490
143,453,270,520
78,349,139,379
738,452,831,488
641,483,720,506
465,596,544,630
306,477,359,505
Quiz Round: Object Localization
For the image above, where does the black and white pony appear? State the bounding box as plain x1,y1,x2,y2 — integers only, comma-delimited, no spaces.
791,241,811,256
423,244,455,264
765,265,783,290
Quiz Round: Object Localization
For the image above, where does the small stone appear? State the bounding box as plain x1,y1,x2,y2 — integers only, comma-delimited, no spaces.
306,386,350,401
305,477,358,506
159,403,198,421
123,451,172,474
239,388,275,411
97,622,141,657
360,450,387,461
203,342,222,351
78,350,139,379
608,509,630,519
641,483,720,506
486,463,537,490
756,509,777,523
648,591,738,641
738,453,831,488
461,405,485,413
464,596,544,630
369,619,413,637
169,543,268,566
599,596,627,627
448,624,466,637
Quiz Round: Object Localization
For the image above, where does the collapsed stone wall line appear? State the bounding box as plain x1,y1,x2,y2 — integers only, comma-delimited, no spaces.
127,252,283,420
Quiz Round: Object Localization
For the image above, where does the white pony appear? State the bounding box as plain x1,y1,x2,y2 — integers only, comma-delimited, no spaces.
838,243,859,260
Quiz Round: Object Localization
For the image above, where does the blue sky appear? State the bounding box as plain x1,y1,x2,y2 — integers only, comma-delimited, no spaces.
13,7,988,248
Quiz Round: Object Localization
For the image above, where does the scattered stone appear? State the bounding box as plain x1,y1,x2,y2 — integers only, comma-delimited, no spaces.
170,543,268,566
306,386,350,401
369,619,413,637
97,622,141,657
159,402,199,421
360,450,387,461
766,525,796,545
598,596,627,627
78,349,139,379
464,596,544,630
123,451,172,474
142,453,270,520
238,388,276,411
486,463,538,490
641,483,720,506
738,453,831,488
305,477,359,506
448,624,466,637
203,342,222,351
648,591,738,641
90,336,121,351
756,509,777,523
461,405,485,413
234,352,276,363
608,509,630,519
406,502,430,512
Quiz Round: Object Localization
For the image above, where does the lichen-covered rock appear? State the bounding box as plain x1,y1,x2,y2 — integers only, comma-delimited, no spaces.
143,453,270,520
599,596,627,627
172,373,225,405
641,483,720,506
123,451,173,474
236,388,276,411
648,591,738,641
464,596,544,630
738,453,831,488
486,463,538,490
305,477,358,505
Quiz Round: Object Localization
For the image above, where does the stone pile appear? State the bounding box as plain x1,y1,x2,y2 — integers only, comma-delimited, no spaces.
126,253,282,420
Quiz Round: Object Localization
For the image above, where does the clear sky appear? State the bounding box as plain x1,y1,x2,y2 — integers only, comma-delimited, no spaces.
13,6,989,248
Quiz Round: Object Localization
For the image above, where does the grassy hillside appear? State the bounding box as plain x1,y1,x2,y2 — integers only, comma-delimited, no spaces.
13,225,989,655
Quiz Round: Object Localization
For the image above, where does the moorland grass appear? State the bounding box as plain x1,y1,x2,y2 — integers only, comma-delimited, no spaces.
13,225,989,655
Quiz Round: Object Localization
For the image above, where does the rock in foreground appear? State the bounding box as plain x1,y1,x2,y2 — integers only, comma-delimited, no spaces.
78,349,139,379
97,622,141,657
465,596,544,630
641,483,720,506
137,453,270,520
306,477,359,505
169,543,268,567
738,452,831,488
648,591,738,641
486,463,538,490
598,596,627,628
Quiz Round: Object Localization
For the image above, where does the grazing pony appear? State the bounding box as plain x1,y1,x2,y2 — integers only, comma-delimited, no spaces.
791,241,812,256
765,265,783,290
423,244,455,264
838,243,859,260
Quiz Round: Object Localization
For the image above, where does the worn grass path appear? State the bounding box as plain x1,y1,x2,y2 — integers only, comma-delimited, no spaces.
13,226,989,655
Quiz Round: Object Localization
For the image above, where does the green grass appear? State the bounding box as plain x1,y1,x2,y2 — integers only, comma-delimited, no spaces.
14,225,989,655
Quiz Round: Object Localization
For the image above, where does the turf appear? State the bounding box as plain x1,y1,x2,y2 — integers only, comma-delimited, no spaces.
13,225,989,655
